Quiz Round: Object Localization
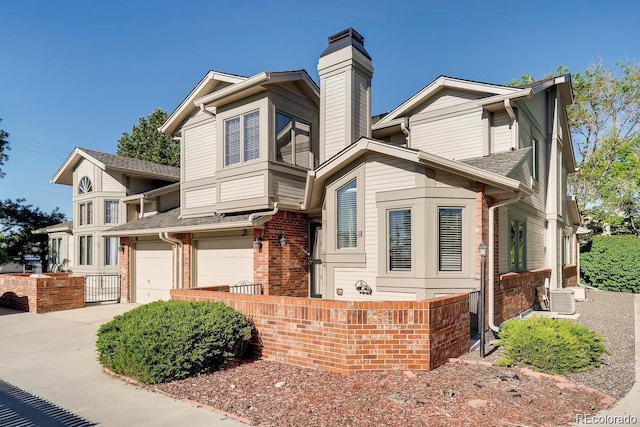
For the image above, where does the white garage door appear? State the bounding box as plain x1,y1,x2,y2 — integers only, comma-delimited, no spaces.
195,236,253,287
135,241,173,304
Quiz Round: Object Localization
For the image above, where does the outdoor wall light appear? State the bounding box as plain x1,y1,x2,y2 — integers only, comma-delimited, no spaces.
478,241,487,260
118,244,126,253
279,233,287,247
254,236,263,251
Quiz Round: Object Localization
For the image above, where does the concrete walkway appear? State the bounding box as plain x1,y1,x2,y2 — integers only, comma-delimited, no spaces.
0,304,248,427
590,294,640,426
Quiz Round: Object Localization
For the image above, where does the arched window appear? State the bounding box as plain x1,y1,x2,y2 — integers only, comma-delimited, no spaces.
78,176,93,194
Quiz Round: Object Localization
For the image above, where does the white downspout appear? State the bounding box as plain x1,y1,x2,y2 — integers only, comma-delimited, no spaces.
199,104,216,118
400,117,410,147
249,202,279,224
488,190,523,332
159,232,183,289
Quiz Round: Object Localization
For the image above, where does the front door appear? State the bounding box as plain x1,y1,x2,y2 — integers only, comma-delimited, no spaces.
309,223,323,298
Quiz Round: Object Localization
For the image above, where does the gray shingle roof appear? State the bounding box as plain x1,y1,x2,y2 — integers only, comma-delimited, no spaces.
80,148,180,180
106,208,252,233
460,148,531,176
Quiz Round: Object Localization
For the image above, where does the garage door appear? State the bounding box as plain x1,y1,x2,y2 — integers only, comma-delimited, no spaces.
195,236,253,287
135,241,173,304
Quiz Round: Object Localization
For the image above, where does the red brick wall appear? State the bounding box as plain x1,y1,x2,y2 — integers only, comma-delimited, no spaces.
494,269,550,325
562,265,578,288
171,288,469,374
254,210,309,297
119,237,131,302
0,274,85,313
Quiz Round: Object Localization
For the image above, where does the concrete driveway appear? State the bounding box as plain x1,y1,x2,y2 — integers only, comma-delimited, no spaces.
0,304,249,427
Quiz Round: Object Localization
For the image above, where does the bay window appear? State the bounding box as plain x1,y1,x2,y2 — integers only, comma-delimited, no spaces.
276,112,312,169
225,110,260,166
439,208,463,272
388,209,411,271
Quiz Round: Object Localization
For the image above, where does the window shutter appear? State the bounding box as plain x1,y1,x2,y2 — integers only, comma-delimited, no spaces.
439,208,462,271
243,111,260,162
337,180,357,249
389,209,411,271
225,117,241,165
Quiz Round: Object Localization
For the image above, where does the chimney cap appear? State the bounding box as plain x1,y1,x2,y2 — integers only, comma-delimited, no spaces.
320,27,371,60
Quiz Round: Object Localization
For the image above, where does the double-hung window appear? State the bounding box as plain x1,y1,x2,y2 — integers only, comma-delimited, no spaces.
388,209,411,271
105,201,119,224
49,238,62,265
79,202,93,226
224,111,260,166
509,218,526,271
79,235,93,266
104,237,119,266
439,208,463,271
276,112,312,169
336,179,357,249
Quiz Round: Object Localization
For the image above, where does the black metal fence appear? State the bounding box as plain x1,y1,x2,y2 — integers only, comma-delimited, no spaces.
85,274,121,303
229,281,264,295
469,289,480,336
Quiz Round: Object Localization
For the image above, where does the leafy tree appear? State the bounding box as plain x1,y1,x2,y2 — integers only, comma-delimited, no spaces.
0,199,65,272
513,61,640,235
116,108,179,167
0,117,10,178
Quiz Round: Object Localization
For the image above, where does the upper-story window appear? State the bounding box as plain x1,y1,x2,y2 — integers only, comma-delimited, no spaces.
78,176,92,194
276,112,312,169
105,201,119,224
225,111,260,166
79,202,93,226
337,179,357,249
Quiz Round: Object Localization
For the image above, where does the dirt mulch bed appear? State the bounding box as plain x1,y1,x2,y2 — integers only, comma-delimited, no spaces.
145,289,633,426
154,359,611,426
463,290,636,399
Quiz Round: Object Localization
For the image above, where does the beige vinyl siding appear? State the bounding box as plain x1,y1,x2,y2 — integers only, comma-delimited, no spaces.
332,154,416,300
435,171,472,189
389,132,407,146
76,159,95,191
324,73,347,160
527,215,546,270
527,92,547,129
353,73,369,141
129,177,163,194
492,111,512,153
127,205,138,222
413,88,485,114
333,267,416,301
184,121,216,182
410,109,483,160
102,172,124,192
159,191,180,212
220,175,264,201
272,172,305,204
185,187,217,209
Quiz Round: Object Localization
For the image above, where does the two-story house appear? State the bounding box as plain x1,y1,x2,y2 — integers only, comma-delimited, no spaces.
46,148,180,276
104,28,580,312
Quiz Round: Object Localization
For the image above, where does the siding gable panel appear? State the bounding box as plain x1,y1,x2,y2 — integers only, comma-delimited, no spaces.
184,121,216,182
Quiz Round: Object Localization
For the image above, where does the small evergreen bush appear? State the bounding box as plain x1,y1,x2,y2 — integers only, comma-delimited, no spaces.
96,300,252,384
580,235,640,293
495,316,608,375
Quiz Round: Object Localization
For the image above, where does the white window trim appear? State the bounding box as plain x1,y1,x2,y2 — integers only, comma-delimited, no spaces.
78,234,93,266
78,176,93,195
78,201,93,226
386,207,414,274
224,109,260,167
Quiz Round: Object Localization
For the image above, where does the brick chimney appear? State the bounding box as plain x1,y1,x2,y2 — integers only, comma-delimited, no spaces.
318,28,374,163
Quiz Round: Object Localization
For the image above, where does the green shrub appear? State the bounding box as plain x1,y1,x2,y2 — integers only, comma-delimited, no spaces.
96,300,252,384
581,235,640,293
495,316,608,375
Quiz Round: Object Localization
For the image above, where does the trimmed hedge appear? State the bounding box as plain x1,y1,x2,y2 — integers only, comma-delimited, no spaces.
495,316,608,375
581,235,640,293
96,300,252,384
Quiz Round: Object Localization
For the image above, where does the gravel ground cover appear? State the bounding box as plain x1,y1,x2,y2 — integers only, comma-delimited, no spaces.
464,290,636,399
150,290,634,426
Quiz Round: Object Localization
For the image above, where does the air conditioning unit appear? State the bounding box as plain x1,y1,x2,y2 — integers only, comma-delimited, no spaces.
550,289,575,315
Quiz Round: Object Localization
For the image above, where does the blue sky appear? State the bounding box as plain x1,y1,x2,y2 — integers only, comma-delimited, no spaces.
1,0,638,218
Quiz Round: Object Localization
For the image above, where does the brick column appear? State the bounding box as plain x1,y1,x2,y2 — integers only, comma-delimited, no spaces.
253,211,309,297
180,233,192,288
118,236,131,303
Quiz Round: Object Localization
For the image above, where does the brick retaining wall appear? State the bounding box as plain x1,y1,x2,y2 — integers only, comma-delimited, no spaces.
0,274,85,313
562,265,578,288
494,269,550,325
171,288,469,374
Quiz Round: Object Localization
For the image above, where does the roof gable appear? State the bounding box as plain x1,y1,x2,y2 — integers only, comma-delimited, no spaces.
376,76,521,125
161,70,248,135
51,147,180,186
